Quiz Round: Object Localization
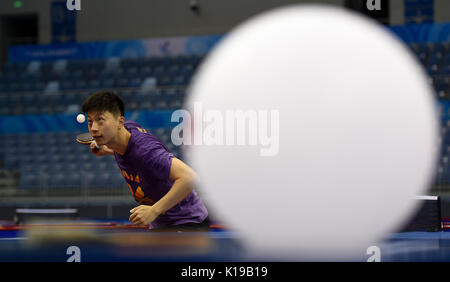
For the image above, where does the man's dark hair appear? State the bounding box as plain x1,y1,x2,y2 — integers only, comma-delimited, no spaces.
82,90,125,117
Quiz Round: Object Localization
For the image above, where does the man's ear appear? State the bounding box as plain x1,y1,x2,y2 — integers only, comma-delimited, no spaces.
118,116,125,129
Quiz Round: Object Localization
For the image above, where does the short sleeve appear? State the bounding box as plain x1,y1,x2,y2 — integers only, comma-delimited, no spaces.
139,143,174,181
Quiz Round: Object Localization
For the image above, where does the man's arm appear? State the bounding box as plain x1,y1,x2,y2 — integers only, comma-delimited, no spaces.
90,143,114,156
129,157,200,225
152,157,199,215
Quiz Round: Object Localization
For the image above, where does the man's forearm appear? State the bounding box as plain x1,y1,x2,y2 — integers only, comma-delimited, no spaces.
152,177,195,215
103,145,115,155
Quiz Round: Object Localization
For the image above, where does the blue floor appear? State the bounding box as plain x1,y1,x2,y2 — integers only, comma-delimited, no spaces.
378,231,450,262
2,226,450,261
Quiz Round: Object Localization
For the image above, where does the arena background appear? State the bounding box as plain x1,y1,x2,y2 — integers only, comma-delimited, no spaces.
0,0,449,227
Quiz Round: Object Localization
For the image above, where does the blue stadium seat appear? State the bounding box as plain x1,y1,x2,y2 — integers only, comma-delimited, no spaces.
33,81,46,92
435,79,449,92
0,82,6,93
174,55,191,65
60,79,74,90
169,99,183,109
129,77,143,87
120,58,138,69
47,172,65,188
48,154,63,164
0,95,9,106
140,77,157,92
65,172,81,189
47,94,63,112
20,163,36,173
159,133,171,145
81,162,94,171
65,162,81,172
158,76,172,86
135,91,151,109
35,94,49,111
4,71,18,81
163,87,178,98
66,61,83,72
4,155,19,170
139,66,153,77
17,132,29,143
82,172,96,188
431,43,448,56
90,172,110,188
87,79,101,89
152,128,165,140
167,64,180,76
41,61,54,73
74,80,88,89
30,147,45,158
20,80,34,92
90,59,105,70
426,64,439,76
22,95,38,114
3,63,27,74
96,161,108,171
8,94,21,109
153,65,166,77
116,77,129,88
428,53,444,66
26,61,42,75
58,134,73,146
51,70,70,81
17,145,32,157
191,55,204,67
6,81,20,92
35,153,49,164
3,135,17,147
19,173,39,189
109,172,126,188
116,89,131,101
125,66,138,76
62,92,77,105
36,163,49,173
443,54,450,66
105,160,117,171
18,153,34,166
101,78,115,88
178,88,186,98
440,65,450,75
85,68,100,80
148,57,167,67
44,81,60,93
172,75,187,86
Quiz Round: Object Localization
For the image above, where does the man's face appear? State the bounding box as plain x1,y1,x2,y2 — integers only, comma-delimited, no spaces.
87,110,121,146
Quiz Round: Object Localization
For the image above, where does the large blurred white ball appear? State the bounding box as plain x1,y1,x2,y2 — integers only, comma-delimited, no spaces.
185,5,439,260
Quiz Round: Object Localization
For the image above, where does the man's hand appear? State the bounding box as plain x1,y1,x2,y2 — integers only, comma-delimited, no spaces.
129,205,161,226
90,142,114,156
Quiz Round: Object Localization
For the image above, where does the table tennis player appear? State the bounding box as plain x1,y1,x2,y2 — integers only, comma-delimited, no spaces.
81,90,210,232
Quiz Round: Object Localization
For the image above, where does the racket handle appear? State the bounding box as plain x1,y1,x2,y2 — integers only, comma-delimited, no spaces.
92,140,103,149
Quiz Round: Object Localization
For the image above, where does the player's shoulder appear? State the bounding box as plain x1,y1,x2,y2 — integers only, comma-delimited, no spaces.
124,120,146,132
125,121,160,145
125,121,153,137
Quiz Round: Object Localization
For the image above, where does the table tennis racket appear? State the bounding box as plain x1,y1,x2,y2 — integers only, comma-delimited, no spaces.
76,132,103,152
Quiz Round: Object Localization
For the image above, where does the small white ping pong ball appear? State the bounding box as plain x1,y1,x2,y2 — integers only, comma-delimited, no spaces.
186,5,439,260
76,114,85,123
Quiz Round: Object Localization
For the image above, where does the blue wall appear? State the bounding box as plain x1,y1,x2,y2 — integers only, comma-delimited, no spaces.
0,110,176,134
388,22,450,43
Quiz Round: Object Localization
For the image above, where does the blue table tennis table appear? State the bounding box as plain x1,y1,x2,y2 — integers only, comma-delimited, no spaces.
1,221,450,262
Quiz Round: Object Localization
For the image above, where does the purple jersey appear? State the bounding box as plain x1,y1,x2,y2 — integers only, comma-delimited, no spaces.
114,120,208,229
